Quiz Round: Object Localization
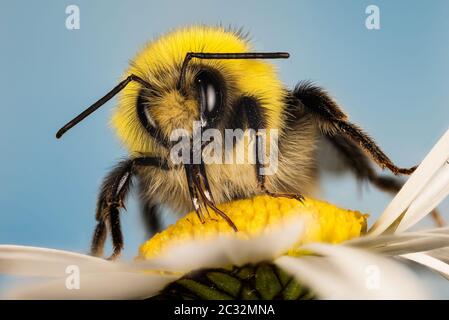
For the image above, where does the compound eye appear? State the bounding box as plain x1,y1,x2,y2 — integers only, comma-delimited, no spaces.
196,71,223,120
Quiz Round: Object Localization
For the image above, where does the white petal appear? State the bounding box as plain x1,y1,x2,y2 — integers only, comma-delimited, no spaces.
426,246,449,264
402,252,449,279
0,245,179,299
347,228,449,256
0,245,121,277
140,217,305,272
275,244,430,299
397,162,449,232
4,271,178,300
370,128,449,236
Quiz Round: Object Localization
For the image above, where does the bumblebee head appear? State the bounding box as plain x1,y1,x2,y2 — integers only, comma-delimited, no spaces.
56,25,289,155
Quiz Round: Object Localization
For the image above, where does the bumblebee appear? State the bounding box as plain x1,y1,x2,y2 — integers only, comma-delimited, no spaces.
56,25,434,259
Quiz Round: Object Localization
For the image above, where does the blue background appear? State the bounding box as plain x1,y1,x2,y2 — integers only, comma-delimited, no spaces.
1,0,448,296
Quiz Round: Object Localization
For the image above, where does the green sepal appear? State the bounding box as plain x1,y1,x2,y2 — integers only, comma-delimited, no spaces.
206,272,242,297
177,279,233,300
255,264,282,300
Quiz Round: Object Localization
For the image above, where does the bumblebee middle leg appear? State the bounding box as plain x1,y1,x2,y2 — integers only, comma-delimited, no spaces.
184,162,238,231
239,96,304,202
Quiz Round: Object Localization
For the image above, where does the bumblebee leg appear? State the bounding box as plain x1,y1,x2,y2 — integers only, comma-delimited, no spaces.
290,81,416,175
141,202,164,236
327,134,445,227
198,163,215,203
185,164,206,223
92,159,133,259
90,220,107,257
194,165,237,231
240,96,304,202
91,156,170,259
107,207,123,260
197,163,219,221
184,162,237,230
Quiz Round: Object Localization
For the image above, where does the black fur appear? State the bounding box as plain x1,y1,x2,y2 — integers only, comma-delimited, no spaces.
293,81,347,120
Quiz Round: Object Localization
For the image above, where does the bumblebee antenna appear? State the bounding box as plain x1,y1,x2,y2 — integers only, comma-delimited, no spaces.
56,74,151,139
176,52,290,91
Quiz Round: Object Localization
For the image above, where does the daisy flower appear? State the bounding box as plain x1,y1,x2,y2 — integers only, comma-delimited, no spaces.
1,129,449,300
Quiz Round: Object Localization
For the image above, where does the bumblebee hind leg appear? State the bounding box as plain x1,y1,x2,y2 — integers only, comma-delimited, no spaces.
290,81,416,175
326,134,445,227
289,81,444,226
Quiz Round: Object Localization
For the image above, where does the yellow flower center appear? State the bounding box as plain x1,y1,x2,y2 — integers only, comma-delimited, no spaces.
139,195,368,259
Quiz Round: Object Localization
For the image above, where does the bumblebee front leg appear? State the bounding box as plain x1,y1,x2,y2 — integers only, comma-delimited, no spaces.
184,162,238,231
91,156,169,260
91,159,133,259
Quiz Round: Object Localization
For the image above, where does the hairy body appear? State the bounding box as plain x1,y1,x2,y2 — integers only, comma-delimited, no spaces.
137,111,319,214
56,25,441,259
